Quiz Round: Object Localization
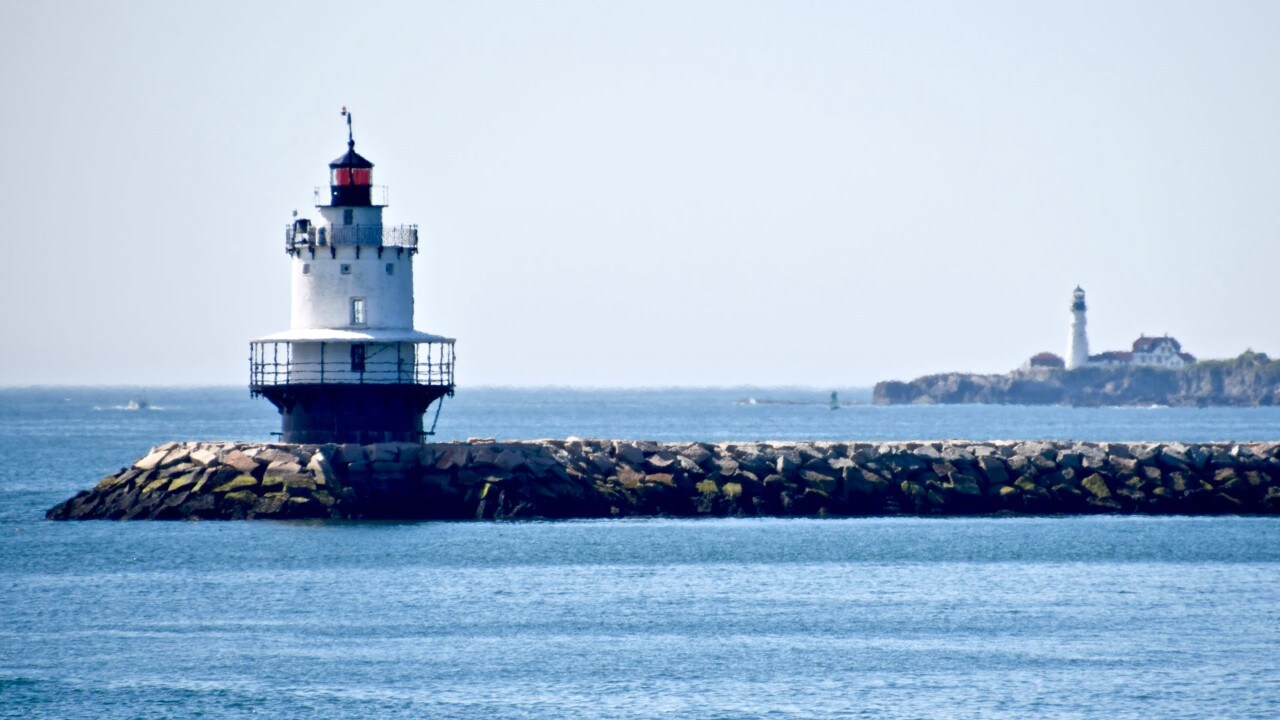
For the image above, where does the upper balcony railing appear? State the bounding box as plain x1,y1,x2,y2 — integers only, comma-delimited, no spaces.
315,185,389,207
285,224,419,254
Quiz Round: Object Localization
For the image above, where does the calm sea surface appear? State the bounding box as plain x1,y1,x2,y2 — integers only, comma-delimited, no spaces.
2,387,1279,719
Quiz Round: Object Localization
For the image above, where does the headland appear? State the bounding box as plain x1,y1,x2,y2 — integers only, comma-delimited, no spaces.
874,351,1280,407
48,438,1280,520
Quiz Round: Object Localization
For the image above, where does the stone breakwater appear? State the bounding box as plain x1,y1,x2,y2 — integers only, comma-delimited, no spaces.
46,439,1280,520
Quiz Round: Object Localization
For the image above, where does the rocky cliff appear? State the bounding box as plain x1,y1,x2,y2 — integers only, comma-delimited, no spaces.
873,352,1280,406
47,437,1280,520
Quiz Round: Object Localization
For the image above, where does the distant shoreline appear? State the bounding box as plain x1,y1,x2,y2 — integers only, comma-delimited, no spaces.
874,352,1280,407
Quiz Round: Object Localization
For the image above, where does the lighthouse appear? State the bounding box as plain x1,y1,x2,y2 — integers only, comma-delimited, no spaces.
1066,286,1089,370
249,110,455,443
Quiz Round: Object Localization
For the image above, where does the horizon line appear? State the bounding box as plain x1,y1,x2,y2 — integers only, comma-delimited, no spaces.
0,383,876,392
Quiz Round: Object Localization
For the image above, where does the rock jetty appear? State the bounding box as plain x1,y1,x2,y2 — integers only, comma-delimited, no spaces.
47,438,1280,520
874,351,1280,407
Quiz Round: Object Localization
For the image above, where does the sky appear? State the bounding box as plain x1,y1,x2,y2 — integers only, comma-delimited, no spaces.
1,0,1278,387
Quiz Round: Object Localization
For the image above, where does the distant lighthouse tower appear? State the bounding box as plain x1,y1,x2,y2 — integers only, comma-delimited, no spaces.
1066,286,1089,370
249,109,455,443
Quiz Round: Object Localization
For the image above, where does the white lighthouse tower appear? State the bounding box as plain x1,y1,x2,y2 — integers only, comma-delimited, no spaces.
1066,285,1089,370
249,110,455,443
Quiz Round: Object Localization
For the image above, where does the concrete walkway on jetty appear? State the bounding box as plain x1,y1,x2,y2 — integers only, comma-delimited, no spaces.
48,439,1280,521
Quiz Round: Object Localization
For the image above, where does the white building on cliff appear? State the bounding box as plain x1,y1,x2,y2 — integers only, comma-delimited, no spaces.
1090,335,1196,369
1028,287,1196,371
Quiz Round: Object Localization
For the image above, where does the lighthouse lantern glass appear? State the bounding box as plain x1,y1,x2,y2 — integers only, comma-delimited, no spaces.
332,167,372,186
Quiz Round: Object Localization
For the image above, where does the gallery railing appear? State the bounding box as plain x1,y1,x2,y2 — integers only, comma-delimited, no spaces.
284,224,418,252
249,340,455,392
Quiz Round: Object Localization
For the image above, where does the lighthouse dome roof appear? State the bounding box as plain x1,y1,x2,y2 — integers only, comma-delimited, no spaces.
330,147,374,169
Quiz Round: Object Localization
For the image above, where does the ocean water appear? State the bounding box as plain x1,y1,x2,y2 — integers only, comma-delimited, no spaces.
2,387,1279,719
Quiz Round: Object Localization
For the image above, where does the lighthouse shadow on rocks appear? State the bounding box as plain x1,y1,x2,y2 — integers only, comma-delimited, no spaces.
249,112,455,444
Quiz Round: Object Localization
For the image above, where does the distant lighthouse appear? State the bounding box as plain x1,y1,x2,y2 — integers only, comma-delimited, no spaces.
249,110,456,443
1066,286,1089,370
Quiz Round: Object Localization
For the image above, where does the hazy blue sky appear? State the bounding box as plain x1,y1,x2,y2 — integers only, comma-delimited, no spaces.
2,1,1277,386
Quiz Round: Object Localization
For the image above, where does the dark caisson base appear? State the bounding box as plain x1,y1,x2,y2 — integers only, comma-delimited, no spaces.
257,383,451,444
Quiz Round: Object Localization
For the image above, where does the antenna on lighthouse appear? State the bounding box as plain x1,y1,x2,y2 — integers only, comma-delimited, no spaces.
340,106,357,186
341,106,354,149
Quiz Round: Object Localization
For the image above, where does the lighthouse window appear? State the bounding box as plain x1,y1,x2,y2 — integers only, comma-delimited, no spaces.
343,209,354,225
385,263,394,275
333,168,372,186
302,263,311,275
350,344,366,373
340,264,352,275
351,297,366,325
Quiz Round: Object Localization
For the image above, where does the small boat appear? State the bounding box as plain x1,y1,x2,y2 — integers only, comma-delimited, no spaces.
124,399,150,411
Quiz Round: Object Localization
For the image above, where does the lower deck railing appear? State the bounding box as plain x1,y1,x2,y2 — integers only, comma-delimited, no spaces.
249,340,454,392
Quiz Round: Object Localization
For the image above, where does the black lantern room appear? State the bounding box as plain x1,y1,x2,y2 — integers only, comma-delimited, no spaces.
329,145,373,206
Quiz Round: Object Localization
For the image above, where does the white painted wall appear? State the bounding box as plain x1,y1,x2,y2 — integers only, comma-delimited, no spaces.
1066,287,1089,370
255,178,450,387
1067,309,1089,370
290,245,414,330
318,204,384,231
